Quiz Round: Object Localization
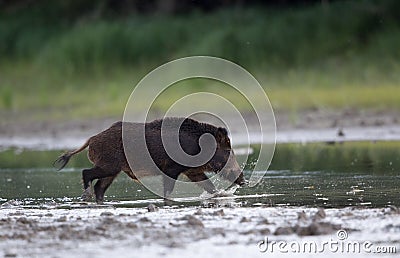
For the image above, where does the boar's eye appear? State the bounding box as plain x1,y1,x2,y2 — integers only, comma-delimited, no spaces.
216,127,233,150
222,138,231,150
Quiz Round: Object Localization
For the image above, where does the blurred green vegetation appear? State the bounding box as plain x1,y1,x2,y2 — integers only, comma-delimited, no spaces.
270,141,400,174
0,149,92,170
238,141,400,175
2,1,400,70
1,0,400,119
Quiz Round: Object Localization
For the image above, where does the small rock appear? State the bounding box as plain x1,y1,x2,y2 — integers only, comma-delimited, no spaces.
169,221,180,227
16,217,31,225
39,225,57,232
240,229,256,235
95,225,107,231
213,228,226,237
384,224,400,232
138,217,151,223
342,212,353,216
297,211,307,222
11,233,30,240
258,218,270,225
126,222,138,229
297,222,341,236
212,209,224,216
259,228,271,235
0,218,10,225
56,216,67,222
166,241,183,248
184,215,204,227
297,225,315,236
100,211,114,216
194,208,203,215
102,217,116,224
274,226,294,235
313,208,326,221
147,203,159,212
240,217,251,223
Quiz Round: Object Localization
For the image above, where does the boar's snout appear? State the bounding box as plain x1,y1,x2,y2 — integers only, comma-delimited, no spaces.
222,168,246,187
219,150,246,187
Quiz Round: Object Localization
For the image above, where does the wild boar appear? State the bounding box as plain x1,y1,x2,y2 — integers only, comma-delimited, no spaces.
54,117,245,203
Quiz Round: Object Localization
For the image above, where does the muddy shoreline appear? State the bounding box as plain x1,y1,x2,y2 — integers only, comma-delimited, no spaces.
0,204,399,258
1,109,400,150
2,108,399,137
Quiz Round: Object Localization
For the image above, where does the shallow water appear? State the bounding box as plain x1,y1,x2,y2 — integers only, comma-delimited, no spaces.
1,141,399,209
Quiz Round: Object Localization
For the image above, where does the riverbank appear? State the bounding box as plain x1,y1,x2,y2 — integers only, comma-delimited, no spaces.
1,108,399,150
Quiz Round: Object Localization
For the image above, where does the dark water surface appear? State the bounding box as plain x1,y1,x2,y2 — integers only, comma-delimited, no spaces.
0,141,399,208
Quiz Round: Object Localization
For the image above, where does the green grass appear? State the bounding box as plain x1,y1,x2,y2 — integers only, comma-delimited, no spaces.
1,61,400,121
2,1,400,70
1,1,400,121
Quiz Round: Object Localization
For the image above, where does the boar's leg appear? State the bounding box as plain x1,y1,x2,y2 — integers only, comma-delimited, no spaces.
185,170,217,194
94,174,119,204
81,166,119,201
162,166,186,199
162,174,177,199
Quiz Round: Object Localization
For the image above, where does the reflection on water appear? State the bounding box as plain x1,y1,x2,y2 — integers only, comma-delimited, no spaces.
237,170,399,208
0,141,399,208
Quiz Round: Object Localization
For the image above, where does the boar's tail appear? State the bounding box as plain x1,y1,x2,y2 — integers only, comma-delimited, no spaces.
53,139,90,171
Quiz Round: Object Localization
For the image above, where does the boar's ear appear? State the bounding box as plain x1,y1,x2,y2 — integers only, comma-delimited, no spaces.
216,127,228,141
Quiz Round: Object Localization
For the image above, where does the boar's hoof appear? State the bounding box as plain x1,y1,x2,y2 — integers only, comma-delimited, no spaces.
81,188,93,201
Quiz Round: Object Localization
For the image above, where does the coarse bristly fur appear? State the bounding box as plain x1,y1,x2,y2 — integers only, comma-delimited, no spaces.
54,117,244,203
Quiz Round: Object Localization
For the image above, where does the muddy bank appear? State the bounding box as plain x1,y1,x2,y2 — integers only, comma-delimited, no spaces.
0,205,399,258
2,108,400,137
2,125,400,150
1,109,400,150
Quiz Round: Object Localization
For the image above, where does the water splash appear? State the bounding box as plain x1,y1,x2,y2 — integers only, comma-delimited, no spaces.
199,185,239,199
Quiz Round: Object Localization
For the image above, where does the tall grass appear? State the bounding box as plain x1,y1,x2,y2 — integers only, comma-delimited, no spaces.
1,1,400,71
1,1,400,118
1,62,399,120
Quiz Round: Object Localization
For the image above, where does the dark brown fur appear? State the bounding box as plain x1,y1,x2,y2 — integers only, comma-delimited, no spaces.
54,117,244,203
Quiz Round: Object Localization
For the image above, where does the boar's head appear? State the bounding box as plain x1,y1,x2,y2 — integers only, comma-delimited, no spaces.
209,127,246,186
